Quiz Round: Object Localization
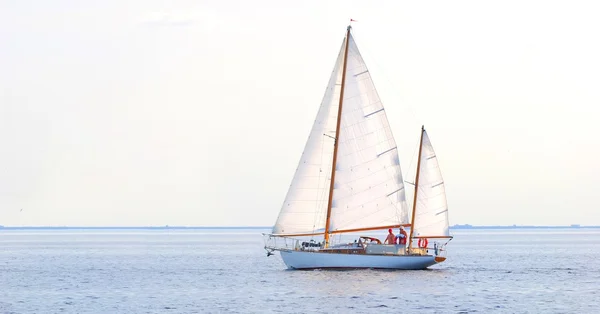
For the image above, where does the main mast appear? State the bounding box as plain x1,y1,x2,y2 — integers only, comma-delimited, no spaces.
323,26,352,247
408,125,425,250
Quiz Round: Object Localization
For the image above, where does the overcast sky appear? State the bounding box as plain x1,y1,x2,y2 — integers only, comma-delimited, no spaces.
1,0,599,226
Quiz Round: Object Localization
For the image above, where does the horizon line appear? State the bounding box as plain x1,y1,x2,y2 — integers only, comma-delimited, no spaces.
0,224,598,229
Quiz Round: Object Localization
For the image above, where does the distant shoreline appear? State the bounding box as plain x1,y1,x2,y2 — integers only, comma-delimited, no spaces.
0,225,598,230
449,224,598,229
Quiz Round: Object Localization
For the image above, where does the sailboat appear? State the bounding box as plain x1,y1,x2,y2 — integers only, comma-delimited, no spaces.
263,25,452,270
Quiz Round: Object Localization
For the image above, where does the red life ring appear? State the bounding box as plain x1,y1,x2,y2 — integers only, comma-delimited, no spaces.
418,238,428,248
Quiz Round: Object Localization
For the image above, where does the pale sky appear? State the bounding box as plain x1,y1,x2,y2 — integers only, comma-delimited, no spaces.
1,0,599,227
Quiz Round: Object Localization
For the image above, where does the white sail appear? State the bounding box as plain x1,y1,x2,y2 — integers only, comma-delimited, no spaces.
328,35,409,232
271,39,345,235
412,130,450,237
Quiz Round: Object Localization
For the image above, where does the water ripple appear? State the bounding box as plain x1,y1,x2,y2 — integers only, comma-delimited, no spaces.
1,228,599,313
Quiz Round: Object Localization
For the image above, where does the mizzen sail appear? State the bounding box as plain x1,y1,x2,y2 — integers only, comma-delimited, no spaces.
411,130,450,238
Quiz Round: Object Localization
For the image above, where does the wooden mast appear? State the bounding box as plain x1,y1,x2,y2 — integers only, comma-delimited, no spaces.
323,25,352,247
408,125,425,251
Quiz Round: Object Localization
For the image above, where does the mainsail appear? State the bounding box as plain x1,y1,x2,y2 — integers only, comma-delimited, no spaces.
411,130,450,238
328,35,409,232
272,30,409,236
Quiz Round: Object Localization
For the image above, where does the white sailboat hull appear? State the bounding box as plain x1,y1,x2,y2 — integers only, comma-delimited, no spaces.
279,250,440,270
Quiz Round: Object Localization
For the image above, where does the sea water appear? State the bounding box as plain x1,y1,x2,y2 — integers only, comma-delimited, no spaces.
1,228,598,313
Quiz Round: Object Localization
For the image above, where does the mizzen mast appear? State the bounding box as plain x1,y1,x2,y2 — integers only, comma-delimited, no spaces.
323,25,352,247
408,125,425,251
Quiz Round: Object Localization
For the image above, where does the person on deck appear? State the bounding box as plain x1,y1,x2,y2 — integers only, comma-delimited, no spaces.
396,226,408,245
384,228,396,244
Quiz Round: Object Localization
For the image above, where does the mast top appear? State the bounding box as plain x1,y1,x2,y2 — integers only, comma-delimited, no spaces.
348,18,357,31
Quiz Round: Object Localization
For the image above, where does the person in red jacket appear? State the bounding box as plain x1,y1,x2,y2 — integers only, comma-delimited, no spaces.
396,226,408,245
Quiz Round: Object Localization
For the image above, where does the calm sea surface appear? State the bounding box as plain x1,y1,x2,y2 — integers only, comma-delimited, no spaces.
1,228,599,313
